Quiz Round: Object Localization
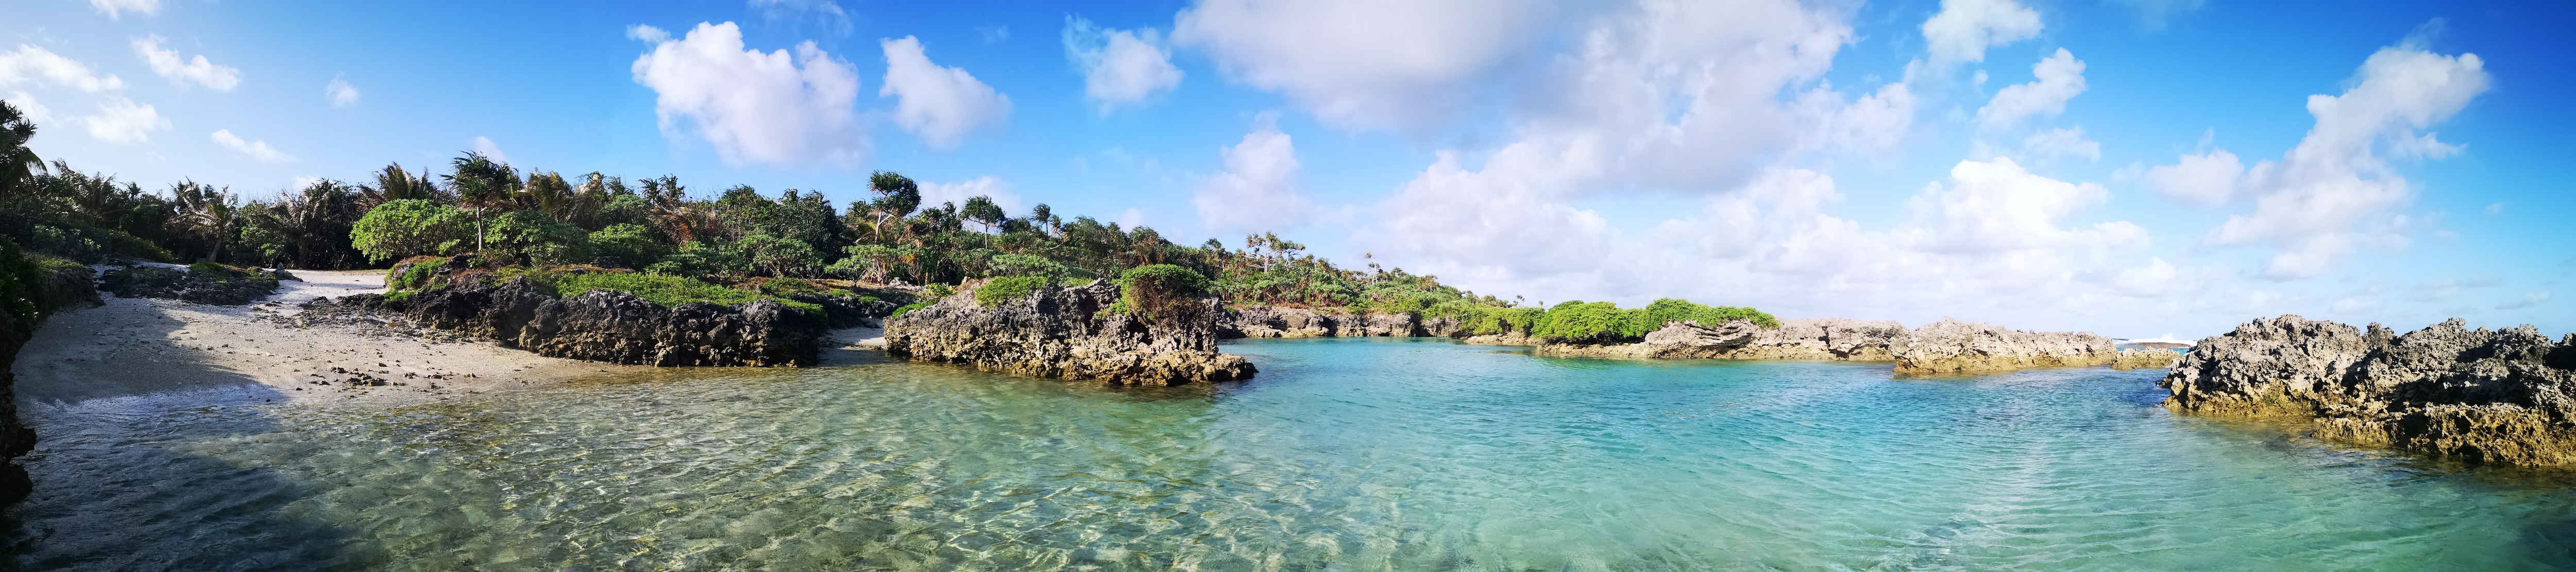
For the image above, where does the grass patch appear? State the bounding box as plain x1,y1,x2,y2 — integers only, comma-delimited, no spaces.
974,275,1049,307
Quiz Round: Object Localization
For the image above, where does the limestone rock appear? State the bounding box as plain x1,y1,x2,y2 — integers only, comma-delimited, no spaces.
1889,318,2117,375
884,280,1255,386
2110,348,2183,370
98,264,279,305
299,276,826,367
2162,315,2576,466
1535,320,1764,359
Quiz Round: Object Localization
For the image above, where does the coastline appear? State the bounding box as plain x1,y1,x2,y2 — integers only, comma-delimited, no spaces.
10,269,651,407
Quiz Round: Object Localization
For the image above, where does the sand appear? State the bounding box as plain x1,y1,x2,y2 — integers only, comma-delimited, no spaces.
10,269,655,407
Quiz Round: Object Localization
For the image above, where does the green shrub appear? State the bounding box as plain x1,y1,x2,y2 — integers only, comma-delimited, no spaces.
890,301,933,318
1112,264,1207,321
974,275,1049,307
925,283,955,299
1531,301,1649,344
482,210,590,266
0,237,39,326
188,261,232,276
487,268,823,318
586,223,668,267
351,199,470,263
387,256,447,291
1466,306,1545,335
1640,298,1781,329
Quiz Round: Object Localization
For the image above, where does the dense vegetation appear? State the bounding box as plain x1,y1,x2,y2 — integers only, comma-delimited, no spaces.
0,100,1779,344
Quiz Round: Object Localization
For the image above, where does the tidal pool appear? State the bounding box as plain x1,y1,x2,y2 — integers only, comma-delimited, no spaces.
10,338,2576,570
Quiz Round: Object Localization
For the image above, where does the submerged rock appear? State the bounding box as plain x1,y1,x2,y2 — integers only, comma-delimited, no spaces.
885,280,1254,386
2162,315,2576,466
299,276,826,367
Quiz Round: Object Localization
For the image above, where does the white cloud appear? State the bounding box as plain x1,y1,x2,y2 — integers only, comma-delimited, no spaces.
1975,48,2084,131
6,91,56,126
1194,119,1312,234
2203,42,2489,279
2496,290,2548,310
879,37,1010,150
471,135,511,164
2143,148,2242,206
747,0,853,37
325,75,359,108
210,129,294,163
89,0,159,19
1904,157,2142,254
2022,126,2099,162
631,22,866,167
1063,16,1183,112
1922,0,2042,67
0,45,125,93
1797,81,1918,155
625,25,670,43
131,36,239,92
1172,0,1555,132
918,176,1024,214
2094,258,2197,298
84,97,166,144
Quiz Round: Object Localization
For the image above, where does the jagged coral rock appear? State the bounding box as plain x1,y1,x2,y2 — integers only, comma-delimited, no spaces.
2162,315,2576,466
2110,348,2184,370
1888,318,2117,375
1221,306,1445,338
885,280,1254,386
1533,320,1765,359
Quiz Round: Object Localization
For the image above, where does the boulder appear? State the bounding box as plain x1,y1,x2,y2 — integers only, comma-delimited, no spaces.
2162,315,2576,466
885,280,1254,386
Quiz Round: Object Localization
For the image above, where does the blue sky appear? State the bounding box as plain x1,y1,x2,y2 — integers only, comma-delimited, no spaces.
6,0,2570,339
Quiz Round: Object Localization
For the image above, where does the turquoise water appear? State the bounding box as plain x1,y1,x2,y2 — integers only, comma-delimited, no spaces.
10,338,2576,570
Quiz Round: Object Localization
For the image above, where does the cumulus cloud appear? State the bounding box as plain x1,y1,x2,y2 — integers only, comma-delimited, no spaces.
2202,42,2489,279
1976,48,2084,131
210,129,293,163
2022,126,2099,162
0,45,126,93
631,22,866,167
918,176,1024,214
5,92,56,126
1062,16,1183,112
131,36,239,91
2144,148,2242,206
471,135,511,165
89,0,159,19
84,97,167,144
1172,0,1555,132
879,36,1011,149
1903,157,2142,254
1193,119,1312,234
1797,81,1918,155
1922,0,2042,67
625,25,671,43
325,75,359,108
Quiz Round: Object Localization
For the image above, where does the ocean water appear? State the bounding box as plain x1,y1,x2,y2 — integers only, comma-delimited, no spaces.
10,338,2576,570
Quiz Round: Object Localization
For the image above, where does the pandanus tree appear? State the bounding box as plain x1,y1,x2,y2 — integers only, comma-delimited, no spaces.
961,195,1006,234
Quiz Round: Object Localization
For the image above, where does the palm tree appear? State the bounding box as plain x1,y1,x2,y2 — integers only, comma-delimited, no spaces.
168,181,236,263
442,151,520,256
0,101,41,199
961,195,1006,233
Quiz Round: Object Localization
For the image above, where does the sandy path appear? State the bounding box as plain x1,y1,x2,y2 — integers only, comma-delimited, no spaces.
11,269,653,407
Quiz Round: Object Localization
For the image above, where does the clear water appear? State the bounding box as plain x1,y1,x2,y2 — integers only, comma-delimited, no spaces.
11,338,2576,571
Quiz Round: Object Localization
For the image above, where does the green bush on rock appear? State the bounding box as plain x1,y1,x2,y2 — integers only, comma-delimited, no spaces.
974,275,1049,307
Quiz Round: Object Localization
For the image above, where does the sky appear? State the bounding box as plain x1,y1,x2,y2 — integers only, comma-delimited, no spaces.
5,0,2571,339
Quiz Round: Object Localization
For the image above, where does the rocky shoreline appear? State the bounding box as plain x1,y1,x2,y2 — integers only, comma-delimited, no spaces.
294,276,877,367
885,279,1254,386
1516,317,2119,375
0,253,99,504
2162,315,2576,466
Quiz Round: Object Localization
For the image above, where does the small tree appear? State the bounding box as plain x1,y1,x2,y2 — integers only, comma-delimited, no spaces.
481,210,589,266
351,199,470,263
586,223,668,268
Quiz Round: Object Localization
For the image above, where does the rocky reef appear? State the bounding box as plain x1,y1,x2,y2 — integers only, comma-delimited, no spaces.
1221,305,1467,338
98,263,285,305
2111,348,2184,370
2161,315,2576,466
298,276,832,367
1521,317,2117,375
0,250,99,505
885,279,1255,386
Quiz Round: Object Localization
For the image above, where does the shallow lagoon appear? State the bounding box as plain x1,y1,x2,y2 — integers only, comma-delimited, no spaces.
10,338,2576,570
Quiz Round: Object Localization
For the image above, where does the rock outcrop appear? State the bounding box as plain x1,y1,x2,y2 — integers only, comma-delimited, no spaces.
98,263,284,305
298,276,827,367
1889,319,2117,375
1222,306,1462,338
886,280,1255,386
2161,315,2576,466
1525,317,2119,375
2111,348,2184,370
